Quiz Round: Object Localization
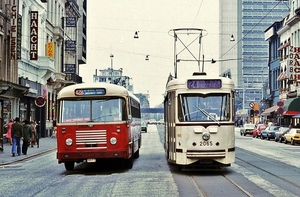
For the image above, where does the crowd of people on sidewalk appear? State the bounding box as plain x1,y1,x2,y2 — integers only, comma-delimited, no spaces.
5,117,38,157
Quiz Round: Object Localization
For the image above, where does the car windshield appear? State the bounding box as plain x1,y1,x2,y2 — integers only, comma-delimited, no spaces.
244,124,255,129
270,126,280,130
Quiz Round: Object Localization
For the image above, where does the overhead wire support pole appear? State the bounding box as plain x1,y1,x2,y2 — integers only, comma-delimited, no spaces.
199,31,202,72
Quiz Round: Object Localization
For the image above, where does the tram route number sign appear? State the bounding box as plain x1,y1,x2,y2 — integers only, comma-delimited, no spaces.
35,96,46,107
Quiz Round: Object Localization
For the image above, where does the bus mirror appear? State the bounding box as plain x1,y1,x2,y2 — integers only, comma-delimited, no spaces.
128,115,132,121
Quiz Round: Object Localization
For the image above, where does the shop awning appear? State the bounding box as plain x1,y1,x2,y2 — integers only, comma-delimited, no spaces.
261,105,279,116
282,97,300,116
277,72,288,81
293,113,300,118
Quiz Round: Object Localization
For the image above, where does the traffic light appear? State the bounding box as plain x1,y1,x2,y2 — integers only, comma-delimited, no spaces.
250,109,254,117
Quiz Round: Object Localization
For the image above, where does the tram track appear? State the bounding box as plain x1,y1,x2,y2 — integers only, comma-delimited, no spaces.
236,147,300,188
232,148,300,196
177,169,251,197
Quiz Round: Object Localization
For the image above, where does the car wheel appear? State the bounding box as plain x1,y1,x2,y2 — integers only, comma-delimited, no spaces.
267,135,270,140
275,137,278,142
291,139,294,145
284,138,287,144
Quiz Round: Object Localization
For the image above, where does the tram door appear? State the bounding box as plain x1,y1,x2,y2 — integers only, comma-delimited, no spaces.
166,91,176,162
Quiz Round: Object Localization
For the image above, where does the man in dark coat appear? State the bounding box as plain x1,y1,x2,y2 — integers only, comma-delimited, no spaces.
22,119,32,155
11,117,23,156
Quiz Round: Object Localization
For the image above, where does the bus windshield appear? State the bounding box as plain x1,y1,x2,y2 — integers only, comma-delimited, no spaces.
178,93,230,122
59,98,125,123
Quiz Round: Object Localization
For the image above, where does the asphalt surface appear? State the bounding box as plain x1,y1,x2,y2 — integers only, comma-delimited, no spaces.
0,137,57,166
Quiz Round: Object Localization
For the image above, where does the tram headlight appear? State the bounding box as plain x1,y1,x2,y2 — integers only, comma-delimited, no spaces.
202,133,210,141
110,137,117,145
65,138,73,146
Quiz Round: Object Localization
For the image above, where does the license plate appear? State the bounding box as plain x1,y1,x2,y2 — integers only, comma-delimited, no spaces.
87,158,96,163
200,141,213,146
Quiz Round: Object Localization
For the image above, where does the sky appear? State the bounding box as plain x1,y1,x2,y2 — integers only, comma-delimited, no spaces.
79,0,220,107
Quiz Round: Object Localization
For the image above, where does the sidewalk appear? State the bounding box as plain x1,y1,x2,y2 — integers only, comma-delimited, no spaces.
0,137,57,166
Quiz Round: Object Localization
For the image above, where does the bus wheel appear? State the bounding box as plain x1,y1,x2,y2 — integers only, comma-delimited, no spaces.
124,156,133,169
64,162,75,171
133,149,139,159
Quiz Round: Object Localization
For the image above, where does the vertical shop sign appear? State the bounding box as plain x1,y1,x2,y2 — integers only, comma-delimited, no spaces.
30,11,38,60
289,46,300,86
10,0,18,60
17,15,22,59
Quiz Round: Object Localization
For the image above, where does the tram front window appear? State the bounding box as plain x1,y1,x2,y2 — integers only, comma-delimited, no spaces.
178,93,230,122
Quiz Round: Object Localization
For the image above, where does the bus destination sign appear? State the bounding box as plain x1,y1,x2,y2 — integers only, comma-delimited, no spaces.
187,79,222,89
75,88,106,96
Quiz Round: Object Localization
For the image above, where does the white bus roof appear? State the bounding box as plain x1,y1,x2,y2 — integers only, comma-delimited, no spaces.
57,82,139,102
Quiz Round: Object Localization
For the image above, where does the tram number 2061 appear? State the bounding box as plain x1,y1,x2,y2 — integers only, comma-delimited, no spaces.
200,141,213,146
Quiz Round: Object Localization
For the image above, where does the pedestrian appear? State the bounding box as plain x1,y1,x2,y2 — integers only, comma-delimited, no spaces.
30,120,37,147
22,119,32,155
6,119,13,145
11,117,23,157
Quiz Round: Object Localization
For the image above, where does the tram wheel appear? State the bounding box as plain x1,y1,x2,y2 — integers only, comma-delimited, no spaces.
64,162,75,171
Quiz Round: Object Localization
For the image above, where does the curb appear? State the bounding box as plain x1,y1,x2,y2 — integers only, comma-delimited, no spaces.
0,147,57,166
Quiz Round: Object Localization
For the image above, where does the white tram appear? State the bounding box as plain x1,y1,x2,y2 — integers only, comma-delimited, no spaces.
164,72,235,168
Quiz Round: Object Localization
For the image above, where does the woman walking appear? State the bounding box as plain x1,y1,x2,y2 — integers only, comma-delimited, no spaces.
6,119,13,145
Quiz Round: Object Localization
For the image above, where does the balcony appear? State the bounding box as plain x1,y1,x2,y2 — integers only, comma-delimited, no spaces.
295,7,300,16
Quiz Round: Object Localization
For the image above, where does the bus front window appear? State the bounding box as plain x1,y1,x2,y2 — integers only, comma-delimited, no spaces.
92,98,124,122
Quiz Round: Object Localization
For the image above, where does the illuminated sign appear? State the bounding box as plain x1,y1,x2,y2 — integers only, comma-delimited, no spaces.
46,42,55,58
187,79,222,89
75,88,106,96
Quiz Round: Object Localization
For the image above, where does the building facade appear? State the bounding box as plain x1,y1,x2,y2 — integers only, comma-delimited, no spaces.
0,0,87,152
219,0,289,116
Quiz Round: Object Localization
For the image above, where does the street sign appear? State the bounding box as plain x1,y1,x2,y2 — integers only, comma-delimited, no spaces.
249,102,254,108
277,100,284,107
277,107,284,115
35,96,46,107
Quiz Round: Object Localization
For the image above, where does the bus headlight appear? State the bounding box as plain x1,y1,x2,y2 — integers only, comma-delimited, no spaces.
66,138,73,146
110,137,117,145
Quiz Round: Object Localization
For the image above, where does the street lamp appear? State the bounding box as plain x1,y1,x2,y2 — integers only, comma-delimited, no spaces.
230,35,235,42
134,31,139,39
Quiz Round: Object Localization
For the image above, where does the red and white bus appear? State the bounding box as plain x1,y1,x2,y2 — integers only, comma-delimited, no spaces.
56,83,142,170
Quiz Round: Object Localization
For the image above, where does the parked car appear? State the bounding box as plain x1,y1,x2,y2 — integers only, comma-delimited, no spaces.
158,119,164,125
240,123,256,136
284,128,300,145
252,123,267,138
260,126,280,140
275,127,290,142
148,119,157,124
141,119,148,132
